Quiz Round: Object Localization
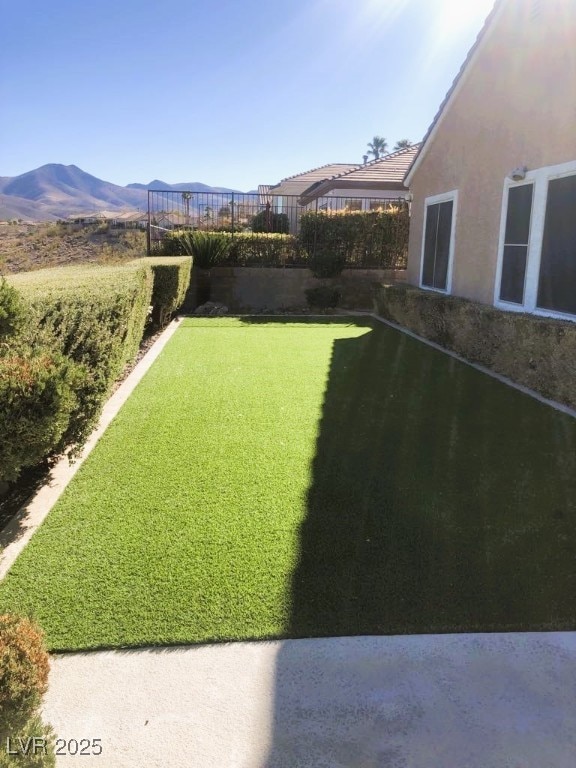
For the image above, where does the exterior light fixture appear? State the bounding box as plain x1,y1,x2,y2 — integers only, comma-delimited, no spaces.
510,166,528,181
404,192,413,202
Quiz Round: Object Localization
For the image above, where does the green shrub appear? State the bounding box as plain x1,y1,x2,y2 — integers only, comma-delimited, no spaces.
300,207,409,270
305,284,341,308
132,256,192,327
227,232,302,267
0,615,54,766
374,283,576,410
0,278,26,340
251,210,290,234
0,348,84,483
0,615,49,731
0,714,55,768
163,231,230,268
307,246,347,278
163,230,302,267
8,264,153,458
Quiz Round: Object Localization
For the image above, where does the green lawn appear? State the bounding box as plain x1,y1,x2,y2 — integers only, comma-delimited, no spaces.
1,317,576,651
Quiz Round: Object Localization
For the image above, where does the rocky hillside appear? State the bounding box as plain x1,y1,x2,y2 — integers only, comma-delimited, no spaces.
0,221,147,274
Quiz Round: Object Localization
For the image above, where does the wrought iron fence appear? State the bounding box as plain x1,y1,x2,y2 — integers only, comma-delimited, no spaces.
147,189,409,269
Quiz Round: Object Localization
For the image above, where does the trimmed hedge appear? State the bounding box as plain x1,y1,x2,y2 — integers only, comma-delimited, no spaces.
4,264,153,479
0,279,26,339
300,207,409,269
131,256,192,327
0,350,84,483
228,232,302,267
163,230,302,267
0,614,54,766
375,283,576,410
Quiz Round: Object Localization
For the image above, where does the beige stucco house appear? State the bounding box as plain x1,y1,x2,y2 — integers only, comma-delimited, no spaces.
404,0,576,321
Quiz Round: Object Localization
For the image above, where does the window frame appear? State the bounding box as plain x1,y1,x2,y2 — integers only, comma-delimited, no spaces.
419,189,458,294
494,159,576,321
494,179,534,308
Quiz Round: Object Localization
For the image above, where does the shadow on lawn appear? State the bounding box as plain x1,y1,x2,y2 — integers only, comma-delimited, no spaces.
251,316,576,636
251,315,576,765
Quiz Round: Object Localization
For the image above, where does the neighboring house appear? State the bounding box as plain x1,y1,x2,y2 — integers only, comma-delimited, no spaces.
154,212,191,230
115,211,148,229
67,210,123,225
67,210,147,228
268,163,359,231
298,145,419,210
269,163,359,201
404,0,576,321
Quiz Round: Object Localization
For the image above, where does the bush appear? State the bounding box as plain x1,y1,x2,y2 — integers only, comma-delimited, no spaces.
132,256,192,327
251,210,290,234
0,714,55,768
0,615,54,766
0,348,84,484
307,246,347,278
7,264,153,461
163,230,302,267
227,232,302,267
163,231,230,268
305,284,341,309
0,278,26,340
374,283,576,410
0,615,49,731
300,207,409,270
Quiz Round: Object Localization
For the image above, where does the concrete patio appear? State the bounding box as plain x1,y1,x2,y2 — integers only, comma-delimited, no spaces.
44,632,576,767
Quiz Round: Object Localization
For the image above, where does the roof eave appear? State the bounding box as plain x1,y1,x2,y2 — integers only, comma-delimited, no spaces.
299,179,407,206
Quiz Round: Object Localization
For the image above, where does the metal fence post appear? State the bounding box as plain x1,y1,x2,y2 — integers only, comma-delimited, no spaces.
147,191,151,255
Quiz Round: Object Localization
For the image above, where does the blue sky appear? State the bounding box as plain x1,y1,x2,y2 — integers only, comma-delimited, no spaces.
1,0,494,190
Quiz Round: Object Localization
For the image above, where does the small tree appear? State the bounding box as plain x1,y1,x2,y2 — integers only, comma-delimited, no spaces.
393,139,413,151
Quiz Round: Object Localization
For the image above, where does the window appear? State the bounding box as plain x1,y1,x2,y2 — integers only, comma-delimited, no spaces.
537,174,576,315
421,195,456,291
344,199,362,211
495,161,576,320
498,183,533,304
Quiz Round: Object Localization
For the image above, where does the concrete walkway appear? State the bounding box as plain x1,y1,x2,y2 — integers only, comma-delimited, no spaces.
44,632,576,768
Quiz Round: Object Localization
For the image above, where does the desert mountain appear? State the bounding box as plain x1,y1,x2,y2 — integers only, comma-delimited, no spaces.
127,180,239,194
0,164,244,221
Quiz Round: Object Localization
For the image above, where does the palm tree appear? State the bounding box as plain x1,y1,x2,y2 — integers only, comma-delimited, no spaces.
367,136,388,160
181,192,192,226
393,139,412,151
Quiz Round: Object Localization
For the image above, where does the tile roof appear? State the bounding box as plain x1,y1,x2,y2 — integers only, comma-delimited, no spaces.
298,145,420,205
270,163,360,196
404,0,502,185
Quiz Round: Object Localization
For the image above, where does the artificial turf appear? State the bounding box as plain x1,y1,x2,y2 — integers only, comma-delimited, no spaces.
1,317,576,651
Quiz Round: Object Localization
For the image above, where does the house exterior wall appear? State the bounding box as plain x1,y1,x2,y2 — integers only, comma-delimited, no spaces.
406,0,576,306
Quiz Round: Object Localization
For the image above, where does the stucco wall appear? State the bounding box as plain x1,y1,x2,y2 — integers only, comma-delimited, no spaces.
189,267,406,311
407,0,576,305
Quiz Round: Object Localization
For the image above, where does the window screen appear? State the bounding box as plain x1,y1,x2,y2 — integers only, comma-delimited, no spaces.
499,183,533,304
537,174,576,315
422,200,454,290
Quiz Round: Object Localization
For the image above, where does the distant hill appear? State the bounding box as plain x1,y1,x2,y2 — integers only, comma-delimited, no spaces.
127,180,240,194
0,193,57,221
0,164,245,221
